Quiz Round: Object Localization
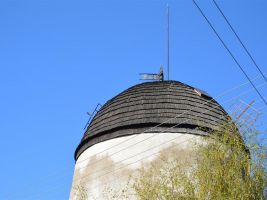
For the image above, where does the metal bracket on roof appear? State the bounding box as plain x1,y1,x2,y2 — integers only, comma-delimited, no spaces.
194,88,211,98
84,103,102,130
139,65,164,81
232,100,261,128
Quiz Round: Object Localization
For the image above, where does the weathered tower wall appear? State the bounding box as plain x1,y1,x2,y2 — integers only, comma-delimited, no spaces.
70,81,227,199
70,132,202,200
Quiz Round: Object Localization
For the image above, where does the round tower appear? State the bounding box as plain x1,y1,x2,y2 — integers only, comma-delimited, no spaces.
70,80,227,199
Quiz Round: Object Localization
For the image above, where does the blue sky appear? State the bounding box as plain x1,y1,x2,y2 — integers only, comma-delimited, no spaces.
0,0,266,199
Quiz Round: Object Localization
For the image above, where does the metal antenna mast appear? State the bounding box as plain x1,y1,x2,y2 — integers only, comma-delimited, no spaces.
167,4,170,80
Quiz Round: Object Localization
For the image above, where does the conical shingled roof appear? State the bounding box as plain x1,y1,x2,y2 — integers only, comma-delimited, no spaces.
75,81,228,160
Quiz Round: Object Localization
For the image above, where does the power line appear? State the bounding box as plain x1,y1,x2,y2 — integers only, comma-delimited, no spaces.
6,75,267,199
73,82,267,184
83,96,267,198
10,81,267,200
78,87,210,165
192,0,267,106
76,82,176,164
86,135,198,198
5,75,264,199
86,114,258,198
76,73,266,166
75,83,264,177
212,0,267,83
0,80,224,199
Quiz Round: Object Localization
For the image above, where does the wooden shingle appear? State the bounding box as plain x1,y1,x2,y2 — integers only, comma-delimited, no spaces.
75,81,228,161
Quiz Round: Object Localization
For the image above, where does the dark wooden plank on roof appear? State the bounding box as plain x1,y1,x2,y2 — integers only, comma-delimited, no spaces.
75,81,228,161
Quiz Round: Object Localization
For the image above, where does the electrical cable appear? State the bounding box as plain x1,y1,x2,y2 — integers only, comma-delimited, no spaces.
5,78,267,200
86,134,198,198
73,82,267,184
15,82,267,200
84,95,267,198
73,83,267,177
76,73,266,166
192,0,267,106
212,0,267,83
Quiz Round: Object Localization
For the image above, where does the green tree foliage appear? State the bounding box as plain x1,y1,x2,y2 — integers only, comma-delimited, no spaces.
133,120,267,200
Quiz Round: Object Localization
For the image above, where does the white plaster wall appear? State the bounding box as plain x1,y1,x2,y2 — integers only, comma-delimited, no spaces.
69,132,200,200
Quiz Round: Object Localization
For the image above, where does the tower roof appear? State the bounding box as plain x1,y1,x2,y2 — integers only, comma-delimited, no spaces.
75,81,227,160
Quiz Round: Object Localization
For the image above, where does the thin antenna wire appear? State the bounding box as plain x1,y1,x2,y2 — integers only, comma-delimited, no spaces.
75,82,267,174
7,80,267,200
192,0,267,106
167,4,170,80
76,73,266,165
212,0,267,82
82,95,267,197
